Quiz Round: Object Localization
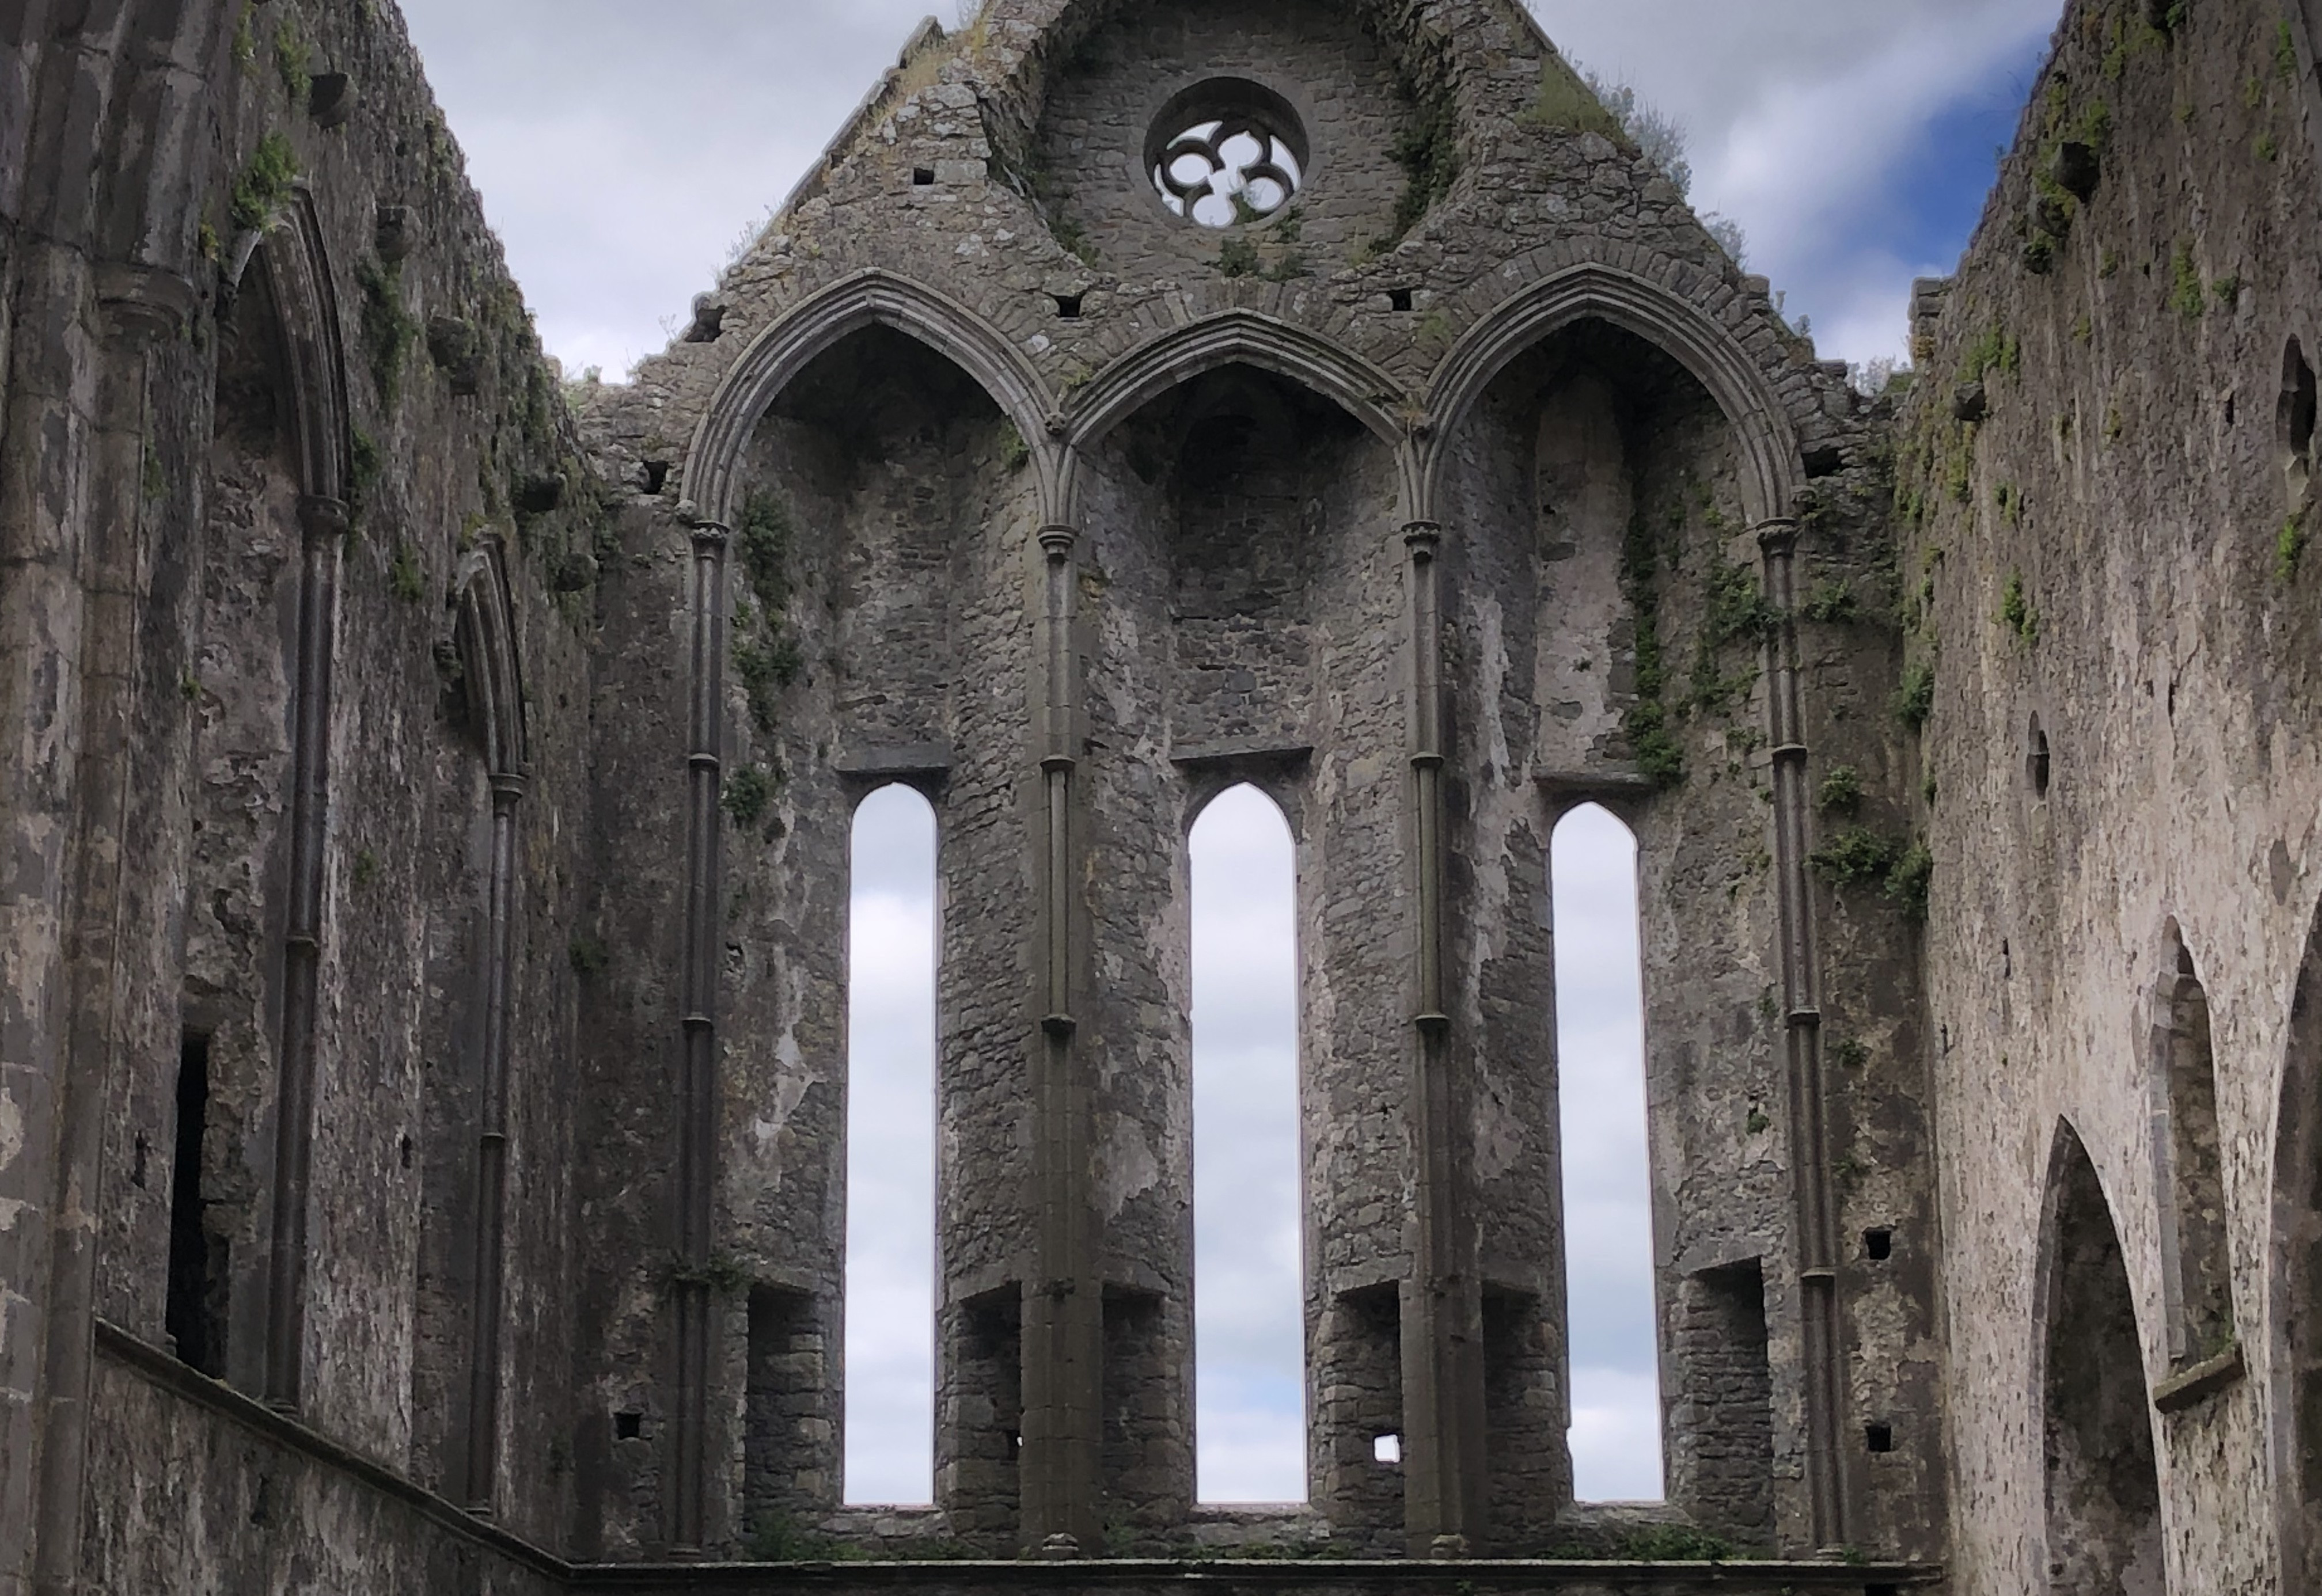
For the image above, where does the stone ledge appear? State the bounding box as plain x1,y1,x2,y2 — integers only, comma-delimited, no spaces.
568,1561,1944,1594
96,1318,1943,1596
2152,1340,2247,1413
93,1318,569,1580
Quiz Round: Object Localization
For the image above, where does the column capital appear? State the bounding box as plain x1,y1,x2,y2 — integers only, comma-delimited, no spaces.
297,496,350,539
490,772,529,807
677,501,730,549
96,262,199,344
1402,520,1444,554
1754,516,1801,554
1038,524,1079,558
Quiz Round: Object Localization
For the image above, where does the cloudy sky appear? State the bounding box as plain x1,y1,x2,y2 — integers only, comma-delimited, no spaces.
394,0,2067,1511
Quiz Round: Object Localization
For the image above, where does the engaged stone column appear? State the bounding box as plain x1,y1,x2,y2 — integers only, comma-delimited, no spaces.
28,262,192,1596
260,489,348,1415
1018,523,1103,1553
1756,514,1848,1548
464,771,526,1514
1398,520,1487,1557
671,512,732,1552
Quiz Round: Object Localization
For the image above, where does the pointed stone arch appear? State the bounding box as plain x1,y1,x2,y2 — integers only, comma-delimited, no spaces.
1424,260,1805,527
240,186,356,508
686,268,1063,527
2034,1118,2164,1596
450,535,530,781
221,184,358,1412
2273,898,2322,1592
1061,310,1418,521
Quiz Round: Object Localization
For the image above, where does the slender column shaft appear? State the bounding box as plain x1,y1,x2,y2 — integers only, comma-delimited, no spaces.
31,278,180,1596
1398,521,1486,1557
673,517,731,1551
262,492,346,1412
1019,524,1102,1553
463,774,525,1514
0,238,98,1596
1756,515,1848,1548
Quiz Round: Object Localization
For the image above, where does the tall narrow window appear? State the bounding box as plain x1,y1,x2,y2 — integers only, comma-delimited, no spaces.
1191,785,1304,1502
1551,804,1664,1502
845,785,939,1505
165,1031,225,1377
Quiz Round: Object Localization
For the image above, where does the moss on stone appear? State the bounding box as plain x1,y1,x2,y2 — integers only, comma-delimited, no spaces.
1619,507,1682,787
354,257,418,405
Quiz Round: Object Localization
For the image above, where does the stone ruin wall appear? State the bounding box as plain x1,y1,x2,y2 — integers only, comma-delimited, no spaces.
1899,1,2322,1591
3,0,610,1588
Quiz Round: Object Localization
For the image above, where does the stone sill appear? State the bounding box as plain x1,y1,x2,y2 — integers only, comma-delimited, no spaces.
2152,1340,2247,1413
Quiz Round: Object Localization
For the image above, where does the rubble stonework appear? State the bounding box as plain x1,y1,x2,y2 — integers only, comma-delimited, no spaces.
0,0,2312,1591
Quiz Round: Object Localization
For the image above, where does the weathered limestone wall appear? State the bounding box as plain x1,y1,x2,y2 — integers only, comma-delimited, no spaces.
1900,1,2322,1590
83,1338,564,1596
2,0,606,1590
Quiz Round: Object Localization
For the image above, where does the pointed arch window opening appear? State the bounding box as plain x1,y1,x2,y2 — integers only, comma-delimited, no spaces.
844,784,941,1507
1550,804,1667,1505
2152,932,2237,1369
1191,784,1308,1504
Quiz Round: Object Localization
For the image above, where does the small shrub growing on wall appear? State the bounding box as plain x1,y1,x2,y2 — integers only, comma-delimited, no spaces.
2000,571,2040,644
1895,659,1937,729
1818,766,1865,814
1812,827,1903,888
229,131,298,230
722,765,777,827
1887,841,1934,922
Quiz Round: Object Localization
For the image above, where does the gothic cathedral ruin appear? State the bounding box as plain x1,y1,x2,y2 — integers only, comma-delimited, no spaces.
2,0,2319,1590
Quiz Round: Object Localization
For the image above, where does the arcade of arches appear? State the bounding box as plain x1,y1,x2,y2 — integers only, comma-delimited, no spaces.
3,0,2320,1591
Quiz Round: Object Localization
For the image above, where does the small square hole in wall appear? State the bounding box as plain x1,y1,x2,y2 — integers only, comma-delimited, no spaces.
1052,294,1084,320
1865,1421,1894,1453
1865,1227,1894,1261
614,1411,644,1441
1373,1433,1402,1465
913,168,936,187
1388,288,1414,312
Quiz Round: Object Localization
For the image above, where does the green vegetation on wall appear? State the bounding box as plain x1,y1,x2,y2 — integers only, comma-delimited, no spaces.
229,131,299,231
732,487,804,740
1620,508,1682,788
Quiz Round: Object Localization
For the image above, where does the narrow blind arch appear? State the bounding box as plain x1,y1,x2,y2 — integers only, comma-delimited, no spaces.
1190,784,1306,1503
845,784,940,1506
1550,804,1665,1503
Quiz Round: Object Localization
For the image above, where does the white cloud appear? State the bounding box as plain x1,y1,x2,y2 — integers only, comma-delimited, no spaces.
1527,0,2066,362
402,0,2063,376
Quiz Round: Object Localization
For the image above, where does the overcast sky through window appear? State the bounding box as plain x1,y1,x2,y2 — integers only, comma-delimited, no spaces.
392,0,2067,1508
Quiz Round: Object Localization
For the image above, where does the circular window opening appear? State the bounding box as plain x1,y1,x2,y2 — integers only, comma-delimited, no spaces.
1147,78,1308,229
